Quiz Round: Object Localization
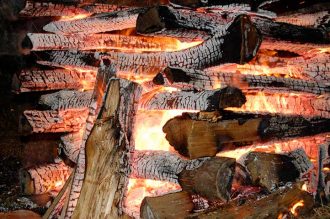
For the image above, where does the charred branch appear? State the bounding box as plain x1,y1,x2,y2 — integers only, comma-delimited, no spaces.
139,86,246,111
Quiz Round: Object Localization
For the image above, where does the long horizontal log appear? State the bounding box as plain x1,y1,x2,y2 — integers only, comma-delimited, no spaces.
275,10,329,28
156,67,329,94
13,68,97,92
37,51,99,72
43,8,143,35
39,90,93,110
139,86,246,111
19,161,71,195
26,33,203,52
163,112,330,158
142,28,210,42
231,90,330,118
21,108,89,133
19,1,125,17
169,0,251,8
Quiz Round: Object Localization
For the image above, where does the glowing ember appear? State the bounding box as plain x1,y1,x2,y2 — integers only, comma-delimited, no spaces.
301,183,308,191
323,167,330,171
290,200,304,216
59,14,91,21
54,180,63,188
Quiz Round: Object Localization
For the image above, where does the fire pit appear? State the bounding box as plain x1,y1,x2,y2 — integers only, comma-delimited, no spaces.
1,0,330,218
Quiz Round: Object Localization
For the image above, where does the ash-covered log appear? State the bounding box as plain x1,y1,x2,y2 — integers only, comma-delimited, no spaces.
163,112,330,159
43,8,143,35
19,161,71,195
13,68,97,92
39,90,93,110
139,86,246,111
20,108,89,133
70,78,142,218
25,33,202,52
59,131,83,163
155,67,329,94
140,191,194,219
275,10,329,28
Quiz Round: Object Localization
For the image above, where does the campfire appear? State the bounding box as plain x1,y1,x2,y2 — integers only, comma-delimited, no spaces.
2,0,330,218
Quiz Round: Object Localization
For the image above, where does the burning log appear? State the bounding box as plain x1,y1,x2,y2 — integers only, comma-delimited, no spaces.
163,112,330,159
142,29,210,42
69,78,142,218
251,16,329,44
155,67,329,95
139,86,246,111
37,51,99,72
244,152,301,191
19,1,125,17
131,150,208,183
43,8,143,35
39,90,93,110
25,33,202,52
179,157,235,201
275,10,329,27
19,161,71,195
59,131,83,163
140,191,194,219
169,0,251,8
13,68,97,92
20,108,89,133
187,184,314,218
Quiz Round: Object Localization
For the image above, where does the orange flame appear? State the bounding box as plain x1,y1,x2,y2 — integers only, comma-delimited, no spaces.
59,14,91,21
290,200,304,216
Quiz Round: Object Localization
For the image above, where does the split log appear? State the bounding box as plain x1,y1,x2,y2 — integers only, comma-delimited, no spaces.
43,8,143,35
187,184,314,218
25,33,202,52
251,16,329,44
19,161,71,195
233,90,330,118
69,79,142,219
39,90,93,110
163,112,330,159
179,157,235,201
19,1,125,17
139,86,246,111
140,191,194,219
244,152,300,191
62,65,117,218
13,68,97,92
131,150,208,184
20,108,89,133
155,67,329,95
59,131,83,163
37,51,99,72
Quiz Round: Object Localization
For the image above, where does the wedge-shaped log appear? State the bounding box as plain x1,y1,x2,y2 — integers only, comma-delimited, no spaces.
179,157,235,201
163,112,330,159
71,79,142,219
141,191,194,219
43,8,143,35
13,68,96,92
139,86,246,111
21,108,89,133
244,152,300,191
155,67,329,95
19,161,71,195
187,184,314,218
39,90,93,110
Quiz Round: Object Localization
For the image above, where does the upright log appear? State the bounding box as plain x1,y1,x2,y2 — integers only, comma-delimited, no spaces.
71,78,142,219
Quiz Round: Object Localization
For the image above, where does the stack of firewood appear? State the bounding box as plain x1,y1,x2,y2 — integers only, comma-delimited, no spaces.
13,0,330,218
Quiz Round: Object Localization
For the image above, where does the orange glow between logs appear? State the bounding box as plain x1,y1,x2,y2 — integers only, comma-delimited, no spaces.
290,200,304,216
59,14,91,21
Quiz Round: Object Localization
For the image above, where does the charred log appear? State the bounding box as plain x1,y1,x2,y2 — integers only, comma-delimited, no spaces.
13,68,97,92
139,86,246,111
19,161,71,195
169,0,251,8
59,131,83,163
